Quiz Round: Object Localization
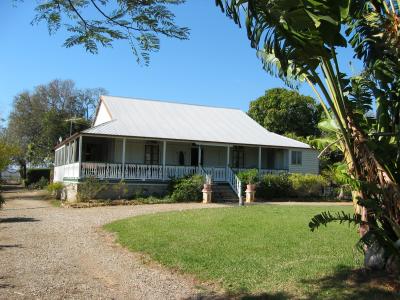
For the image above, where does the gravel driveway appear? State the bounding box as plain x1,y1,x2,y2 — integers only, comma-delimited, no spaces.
0,187,225,299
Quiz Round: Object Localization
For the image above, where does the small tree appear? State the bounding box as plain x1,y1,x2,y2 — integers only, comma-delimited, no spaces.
112,180,129,200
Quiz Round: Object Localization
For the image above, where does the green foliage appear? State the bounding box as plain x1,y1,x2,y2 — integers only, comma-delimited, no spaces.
29,176,49,190
77,177,107,202
257,173,292,199
237,169,259,184
26,169,51,186
248,88,322,137
29,0,189,65
0,194,4,209
290,173,328,198
0,139,20,171
112,179,129,199
132,196,176,205
47,182,64,199
169,174,203,202
6,80,105,165
257,173,329,200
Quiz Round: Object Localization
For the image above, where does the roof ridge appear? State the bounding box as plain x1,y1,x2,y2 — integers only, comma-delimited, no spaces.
102,95,243,111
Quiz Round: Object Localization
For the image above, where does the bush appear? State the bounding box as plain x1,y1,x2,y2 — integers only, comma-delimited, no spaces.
47,182,64,199
257,173,292,199
237,169,259,184
257,173,329,200
0,194,5,209
77,177,107,202
112,180,129,199
26,168,51,186
289,173,328,198
28,176,49,190
170,174,203,202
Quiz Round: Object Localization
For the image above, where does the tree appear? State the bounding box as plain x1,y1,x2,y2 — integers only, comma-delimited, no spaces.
6,80,104,167
215,0,400,269
23,0,189,65
0,139,20,173
248,88,321,137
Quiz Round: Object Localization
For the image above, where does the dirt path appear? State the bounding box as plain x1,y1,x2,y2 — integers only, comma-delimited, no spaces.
0,187,225,299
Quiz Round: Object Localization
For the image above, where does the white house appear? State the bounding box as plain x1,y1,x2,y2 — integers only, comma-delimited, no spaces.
54,96,319,201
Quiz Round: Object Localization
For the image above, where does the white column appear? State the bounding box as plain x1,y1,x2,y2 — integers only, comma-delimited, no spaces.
78,135,83,178
122,138,126,179
258,146,262,171
162,140,166,180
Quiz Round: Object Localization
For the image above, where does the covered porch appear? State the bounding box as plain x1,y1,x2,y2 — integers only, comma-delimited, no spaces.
53,135,289,182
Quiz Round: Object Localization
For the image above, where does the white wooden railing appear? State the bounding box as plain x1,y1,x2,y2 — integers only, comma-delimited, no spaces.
165,165,198,179
201,167,226,182
125,164,163,180
64,162,80,178
226,167,242,201
233,168,288,175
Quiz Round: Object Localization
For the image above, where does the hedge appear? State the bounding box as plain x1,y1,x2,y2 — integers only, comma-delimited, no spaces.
26,168,51,186
257,173,329,200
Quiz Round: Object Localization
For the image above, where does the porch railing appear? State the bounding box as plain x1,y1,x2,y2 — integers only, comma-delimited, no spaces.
226,166,242,201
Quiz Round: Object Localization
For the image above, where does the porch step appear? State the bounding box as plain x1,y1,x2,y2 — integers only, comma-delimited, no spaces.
212,183,239,203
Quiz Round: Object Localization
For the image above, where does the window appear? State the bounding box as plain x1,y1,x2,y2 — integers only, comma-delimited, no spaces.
145,143,160,165
232,147,245,168
291,151,302,165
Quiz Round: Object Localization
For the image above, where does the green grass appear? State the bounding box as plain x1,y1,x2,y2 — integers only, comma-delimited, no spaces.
104,205,396,298
49,199,62,207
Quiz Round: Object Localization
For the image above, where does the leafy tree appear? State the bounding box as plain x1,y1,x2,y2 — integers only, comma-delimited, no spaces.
0,139,20,173
22,0,189,65
215,0,400,269
248,88,322,137
6,79,104,167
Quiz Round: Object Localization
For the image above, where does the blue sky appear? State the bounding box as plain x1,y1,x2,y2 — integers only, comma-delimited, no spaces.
0,1,359,121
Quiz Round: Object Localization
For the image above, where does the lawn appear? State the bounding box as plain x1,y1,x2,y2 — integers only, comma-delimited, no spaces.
104,205,397,299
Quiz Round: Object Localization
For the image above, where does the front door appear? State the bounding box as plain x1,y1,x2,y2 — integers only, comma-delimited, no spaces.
191,147,198,166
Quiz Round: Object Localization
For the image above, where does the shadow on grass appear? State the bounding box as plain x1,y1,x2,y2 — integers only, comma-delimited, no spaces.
0,217,40,223
301,265,400,299
192,291,292,300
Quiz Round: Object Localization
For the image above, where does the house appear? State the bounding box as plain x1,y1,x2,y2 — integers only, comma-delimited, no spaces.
54,96,319,202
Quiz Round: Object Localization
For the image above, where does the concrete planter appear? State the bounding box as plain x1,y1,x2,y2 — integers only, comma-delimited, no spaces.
245,184,256,203
202,183,212,203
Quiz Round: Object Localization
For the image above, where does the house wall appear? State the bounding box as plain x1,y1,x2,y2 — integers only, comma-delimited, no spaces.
165,142,192,166
288,148,319,174
203,146,227,167
94,101,112,126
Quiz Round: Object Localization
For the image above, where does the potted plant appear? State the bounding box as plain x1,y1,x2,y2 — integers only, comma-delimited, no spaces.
237,169,259,191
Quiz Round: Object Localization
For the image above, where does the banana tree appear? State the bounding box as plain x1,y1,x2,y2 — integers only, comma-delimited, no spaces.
215,0,400,266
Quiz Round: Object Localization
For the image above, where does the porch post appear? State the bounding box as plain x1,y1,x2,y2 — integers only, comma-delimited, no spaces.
226,146,230,181
78,135,83,179
67,142,70,165
162,140,166,180
122,138,126,179
258,146,262,172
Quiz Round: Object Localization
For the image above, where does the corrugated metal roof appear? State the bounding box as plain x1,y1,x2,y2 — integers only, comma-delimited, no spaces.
83,96,311,149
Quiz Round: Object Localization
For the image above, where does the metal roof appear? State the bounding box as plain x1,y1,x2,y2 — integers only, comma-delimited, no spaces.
83,96,311,149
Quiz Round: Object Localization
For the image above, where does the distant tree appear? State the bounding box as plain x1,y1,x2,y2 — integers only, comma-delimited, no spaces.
20,0,189,65
0,139,20,173
248,88,322,137
6,80,105,168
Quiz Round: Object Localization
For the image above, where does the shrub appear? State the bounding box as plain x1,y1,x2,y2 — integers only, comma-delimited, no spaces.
170,174,203,202
26,168,51,186
77,177,107,202
28,176,49,190
0,194,5,209
112,179,129,199
257,173,292,199
288,173,328,198
237,169,259,184
47,182,64,199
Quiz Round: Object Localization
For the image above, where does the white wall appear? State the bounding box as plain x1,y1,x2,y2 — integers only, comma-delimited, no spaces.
94,102,112,126
288,148,319,174
203,146,227,167
165,142,192,166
